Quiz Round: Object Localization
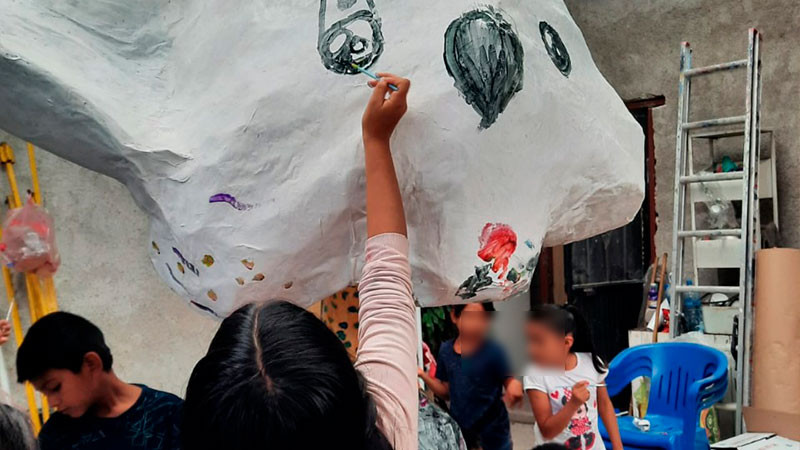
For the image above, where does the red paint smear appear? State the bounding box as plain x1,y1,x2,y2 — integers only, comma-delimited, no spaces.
477,223,517,278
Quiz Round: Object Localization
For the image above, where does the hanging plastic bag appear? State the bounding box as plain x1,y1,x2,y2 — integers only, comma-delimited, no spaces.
0,198,60,276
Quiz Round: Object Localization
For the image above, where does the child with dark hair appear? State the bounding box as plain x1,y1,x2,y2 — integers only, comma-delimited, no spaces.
524,304,622,450
418,302,523,450
16,311,182,450
180,74,418,449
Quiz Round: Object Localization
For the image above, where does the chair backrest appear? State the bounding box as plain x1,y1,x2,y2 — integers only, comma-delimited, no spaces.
608,343,727,418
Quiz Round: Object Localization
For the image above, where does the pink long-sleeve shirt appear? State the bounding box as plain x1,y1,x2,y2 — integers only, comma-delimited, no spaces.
355,233,419,450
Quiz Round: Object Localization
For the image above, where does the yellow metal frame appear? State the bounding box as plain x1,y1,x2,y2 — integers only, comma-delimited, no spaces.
0,141,60,433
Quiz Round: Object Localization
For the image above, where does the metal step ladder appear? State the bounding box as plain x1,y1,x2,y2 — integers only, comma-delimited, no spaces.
670,29,762,435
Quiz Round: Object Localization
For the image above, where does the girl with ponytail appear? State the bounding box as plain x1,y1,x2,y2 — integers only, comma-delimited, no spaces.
522,305,622,450
181,75,417,449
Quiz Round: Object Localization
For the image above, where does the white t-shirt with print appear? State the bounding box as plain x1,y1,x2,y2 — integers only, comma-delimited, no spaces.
523,353,606,450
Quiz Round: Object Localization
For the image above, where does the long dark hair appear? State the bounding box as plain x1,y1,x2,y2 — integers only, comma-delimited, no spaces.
181,301,392,450
528,304,606,373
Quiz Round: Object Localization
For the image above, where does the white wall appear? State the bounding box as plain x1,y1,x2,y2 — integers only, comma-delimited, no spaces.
0,130,216,406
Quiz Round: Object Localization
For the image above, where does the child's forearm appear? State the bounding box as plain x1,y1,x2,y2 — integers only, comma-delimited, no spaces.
598,390,623,449
538,403,579,439
528,391,578,439
364,138,407,238
419,372,449,399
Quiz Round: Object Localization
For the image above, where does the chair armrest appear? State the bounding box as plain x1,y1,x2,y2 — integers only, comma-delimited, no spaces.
684,355,728,439
605,347,656,397
689,364,728,412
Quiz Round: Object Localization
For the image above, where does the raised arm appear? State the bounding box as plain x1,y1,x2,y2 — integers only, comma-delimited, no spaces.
363,74,410,238
354,74,418,450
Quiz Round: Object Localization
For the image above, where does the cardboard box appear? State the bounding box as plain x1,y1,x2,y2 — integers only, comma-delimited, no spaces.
712,433,800,449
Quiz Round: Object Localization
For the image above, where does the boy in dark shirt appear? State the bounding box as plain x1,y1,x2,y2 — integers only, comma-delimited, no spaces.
419,303,523,450
16,311,182,450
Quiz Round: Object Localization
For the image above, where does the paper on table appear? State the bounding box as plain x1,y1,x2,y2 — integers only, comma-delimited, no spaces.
0,0,644,317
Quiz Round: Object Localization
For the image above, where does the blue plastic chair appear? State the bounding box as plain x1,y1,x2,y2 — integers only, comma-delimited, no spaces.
598,343,728,450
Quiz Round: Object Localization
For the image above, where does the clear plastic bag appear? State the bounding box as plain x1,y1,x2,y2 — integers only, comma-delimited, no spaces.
0,198,60,276
696,172,738,230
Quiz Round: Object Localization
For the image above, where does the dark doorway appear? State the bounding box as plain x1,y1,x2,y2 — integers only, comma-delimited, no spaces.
562,96,664,408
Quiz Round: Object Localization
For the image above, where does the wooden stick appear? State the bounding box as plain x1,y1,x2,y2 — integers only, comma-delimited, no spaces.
652,253,668,343
648,256,658,286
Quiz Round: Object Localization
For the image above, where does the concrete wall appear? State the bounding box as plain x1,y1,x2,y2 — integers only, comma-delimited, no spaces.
564,0,800,255
0,130,216,405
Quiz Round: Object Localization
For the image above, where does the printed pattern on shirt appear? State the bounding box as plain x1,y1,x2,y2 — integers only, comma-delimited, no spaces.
552,387,596,450
38,386,182,450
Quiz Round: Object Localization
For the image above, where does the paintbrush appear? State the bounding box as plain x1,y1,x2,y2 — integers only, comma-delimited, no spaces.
350,63,399,91
5,300,14,321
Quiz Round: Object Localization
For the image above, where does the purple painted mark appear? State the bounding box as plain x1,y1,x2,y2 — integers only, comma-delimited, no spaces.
209,193,254,211
190,300,221,318
172,247,199,276
166,264,188,292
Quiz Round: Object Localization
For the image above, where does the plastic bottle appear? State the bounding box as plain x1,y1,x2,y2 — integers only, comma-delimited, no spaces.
683,280,705,333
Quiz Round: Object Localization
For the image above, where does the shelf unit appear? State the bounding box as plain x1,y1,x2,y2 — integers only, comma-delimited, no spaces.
688,130,778,274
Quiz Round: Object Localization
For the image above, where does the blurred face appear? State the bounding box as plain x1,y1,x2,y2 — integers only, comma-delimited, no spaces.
452,304,491,341
525,320,573,369
32,356,100,418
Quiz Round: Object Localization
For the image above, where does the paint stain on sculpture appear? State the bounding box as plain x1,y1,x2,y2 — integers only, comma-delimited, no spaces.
457,223,539,300
457,264,494,299
477,223,517,278
190,300,221,318
337,0,357,10
539,21,571,77
173,247,199,276
202,254,214,267
444,7,524,129
318,0,384,75
209,193,253,211
166,264,187,292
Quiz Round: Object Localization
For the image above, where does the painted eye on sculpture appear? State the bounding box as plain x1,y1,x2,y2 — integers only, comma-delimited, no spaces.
540,21,571,77
317,0,384,75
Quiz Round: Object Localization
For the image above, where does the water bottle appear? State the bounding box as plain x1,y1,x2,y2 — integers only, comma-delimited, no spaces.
683,280,705,332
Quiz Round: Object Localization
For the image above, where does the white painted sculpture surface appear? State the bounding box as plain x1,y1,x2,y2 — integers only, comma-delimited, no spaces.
0,0,643,317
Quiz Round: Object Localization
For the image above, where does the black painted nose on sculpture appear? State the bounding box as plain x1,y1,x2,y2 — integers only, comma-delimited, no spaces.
444,6,525,130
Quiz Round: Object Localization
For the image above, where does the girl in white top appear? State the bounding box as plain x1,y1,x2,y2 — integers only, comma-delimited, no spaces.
523,305,622,450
